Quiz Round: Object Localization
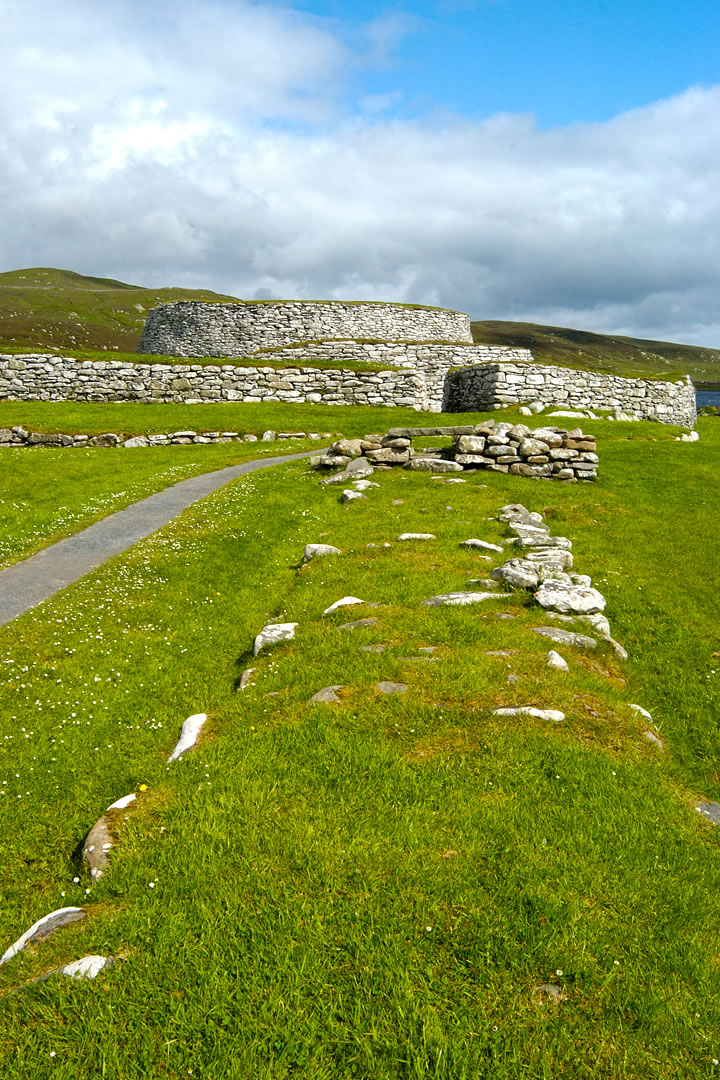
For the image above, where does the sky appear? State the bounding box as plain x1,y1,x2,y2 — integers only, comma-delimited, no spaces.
2,0,720,345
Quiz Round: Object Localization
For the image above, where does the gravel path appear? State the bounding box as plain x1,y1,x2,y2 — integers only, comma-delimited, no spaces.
0,450,318,629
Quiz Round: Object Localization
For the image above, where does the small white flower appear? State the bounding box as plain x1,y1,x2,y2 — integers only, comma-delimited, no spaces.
556,969,563,976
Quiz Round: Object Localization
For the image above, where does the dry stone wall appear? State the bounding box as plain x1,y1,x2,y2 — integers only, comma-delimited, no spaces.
0,353,428,409
447,362,696,428
0,351,697,425
138,300,473,357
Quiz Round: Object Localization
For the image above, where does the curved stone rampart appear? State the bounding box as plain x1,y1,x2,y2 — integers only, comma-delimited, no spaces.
138,300,472,357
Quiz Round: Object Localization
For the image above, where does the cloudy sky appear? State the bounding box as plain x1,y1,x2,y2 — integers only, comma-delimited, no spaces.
2,0,720,345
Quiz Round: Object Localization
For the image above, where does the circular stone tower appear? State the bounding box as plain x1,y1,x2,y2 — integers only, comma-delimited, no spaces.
138,299,473,358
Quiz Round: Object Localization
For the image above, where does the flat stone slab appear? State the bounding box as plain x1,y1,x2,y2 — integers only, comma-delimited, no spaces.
422,591,508,607
398,533,436,541
696,800,720,824
60,955,114,980
494,706,565,723
339,617,378,630
459,539,504,553
376,681,408,695
532,626,597,650
309,685,344,703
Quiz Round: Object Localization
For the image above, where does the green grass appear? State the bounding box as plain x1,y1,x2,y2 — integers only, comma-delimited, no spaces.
0,400,544,438
0,416,718,1076
0,440,318,569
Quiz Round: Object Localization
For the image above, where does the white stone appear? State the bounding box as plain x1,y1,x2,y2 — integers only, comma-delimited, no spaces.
535,581,606,615
547,650,569,671
398,533,436,541
323,597,368,615
302,543,342,563
253,622,298,655
459,538,503,553
493,707,565,723
106,792,136,812
60,955,113,980
340,489,366,503
167,713,208,762
628,703,652,721
422,591,508,607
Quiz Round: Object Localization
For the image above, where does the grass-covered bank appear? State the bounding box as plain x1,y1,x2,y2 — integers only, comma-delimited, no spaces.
0,419,718,1077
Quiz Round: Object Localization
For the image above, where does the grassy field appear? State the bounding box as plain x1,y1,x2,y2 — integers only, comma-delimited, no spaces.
0,400,515,437
0,440,318,569
0,411,718,1077
1,266,718,385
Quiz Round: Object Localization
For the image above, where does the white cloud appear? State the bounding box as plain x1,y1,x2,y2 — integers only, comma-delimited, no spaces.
2,0,719,345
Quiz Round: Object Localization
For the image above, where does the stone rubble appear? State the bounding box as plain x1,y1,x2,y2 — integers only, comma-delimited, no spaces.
0,425,333,448
312,421,601,482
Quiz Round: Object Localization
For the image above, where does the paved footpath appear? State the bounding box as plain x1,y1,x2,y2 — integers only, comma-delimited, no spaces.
0,450,318,630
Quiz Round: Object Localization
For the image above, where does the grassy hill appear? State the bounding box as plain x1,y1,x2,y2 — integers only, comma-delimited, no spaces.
0,267,238,353
1,267,718,384
471,320,720,386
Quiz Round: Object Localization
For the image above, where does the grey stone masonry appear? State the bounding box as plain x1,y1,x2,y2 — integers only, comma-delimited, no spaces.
0,353,430,409
138,300,473,357
0,350,697,424
447,362,696,428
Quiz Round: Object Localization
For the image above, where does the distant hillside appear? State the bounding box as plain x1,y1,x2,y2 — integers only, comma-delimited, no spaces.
471,320,720,387
0,267,237,353
0,268,717,385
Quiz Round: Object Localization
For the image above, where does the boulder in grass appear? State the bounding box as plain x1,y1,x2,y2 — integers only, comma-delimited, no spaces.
340,489,367,504
311,453,350,469
309,685,344,703
531,626,597,650
303,544,342,563
398,533,436,541
547,650,569,671
167,713,208,763
83,814,115,881
331,438,364,458
254,622,298,655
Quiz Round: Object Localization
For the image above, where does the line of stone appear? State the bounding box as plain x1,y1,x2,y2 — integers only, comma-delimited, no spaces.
0,449,320,630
